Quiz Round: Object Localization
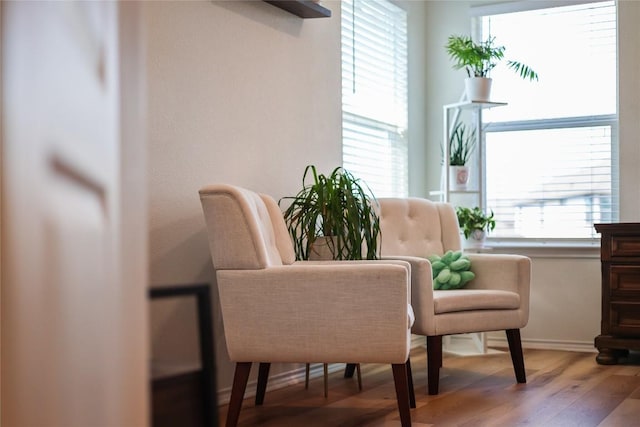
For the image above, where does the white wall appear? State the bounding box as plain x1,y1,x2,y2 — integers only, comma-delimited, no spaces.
145,0,342,397
404,0,430,197
421,0,472,199
618,0,640,220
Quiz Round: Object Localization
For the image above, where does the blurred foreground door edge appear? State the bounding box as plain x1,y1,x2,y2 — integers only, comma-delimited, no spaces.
1,2,148,426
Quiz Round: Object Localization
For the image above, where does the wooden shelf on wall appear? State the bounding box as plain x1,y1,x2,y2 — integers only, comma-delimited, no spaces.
264,1,331,18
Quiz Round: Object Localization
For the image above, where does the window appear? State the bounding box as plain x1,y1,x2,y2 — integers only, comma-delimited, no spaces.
341,0,408,198
477,1,617,240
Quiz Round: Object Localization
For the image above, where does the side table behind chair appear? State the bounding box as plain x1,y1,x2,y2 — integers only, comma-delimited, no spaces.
150,283,218,427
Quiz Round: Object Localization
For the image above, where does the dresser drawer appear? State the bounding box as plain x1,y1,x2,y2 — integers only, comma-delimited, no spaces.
610,265,640,294
611,235,640,257
610,302,640,336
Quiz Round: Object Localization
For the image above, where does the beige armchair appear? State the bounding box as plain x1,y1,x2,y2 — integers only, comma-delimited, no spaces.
199,184,416,427
376,197,531,395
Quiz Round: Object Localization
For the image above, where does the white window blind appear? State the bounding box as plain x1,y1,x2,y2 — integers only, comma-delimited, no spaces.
478,1,617,240
341,0,408,198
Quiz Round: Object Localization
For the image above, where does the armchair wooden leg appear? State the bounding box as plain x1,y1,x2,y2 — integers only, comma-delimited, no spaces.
427,335,442,395
305,363,310,389
344,363,363,392
391,363,412,427
255,362,270,405
323,363,329,398
506,329,526,383
227,362,252,427
406,357,416,409
344,363,357,378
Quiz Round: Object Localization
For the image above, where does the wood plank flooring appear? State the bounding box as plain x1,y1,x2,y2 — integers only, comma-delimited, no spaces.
218,346,640,426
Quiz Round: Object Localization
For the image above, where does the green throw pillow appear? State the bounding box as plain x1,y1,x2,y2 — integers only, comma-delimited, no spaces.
428,250,475,290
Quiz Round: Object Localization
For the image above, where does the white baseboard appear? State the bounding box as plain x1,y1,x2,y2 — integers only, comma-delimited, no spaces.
414,334,597,355
411,334,424,348
488,336,598,353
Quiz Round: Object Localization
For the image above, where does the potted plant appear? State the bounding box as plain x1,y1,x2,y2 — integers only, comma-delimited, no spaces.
445,34,538,101
448,121,476,190
455,206,496,248
280,165,380,260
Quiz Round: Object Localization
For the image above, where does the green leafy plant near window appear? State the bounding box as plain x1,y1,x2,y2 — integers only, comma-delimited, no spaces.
445,34,538,81
280,165,380,261
455,206,496,239
449,121,476,166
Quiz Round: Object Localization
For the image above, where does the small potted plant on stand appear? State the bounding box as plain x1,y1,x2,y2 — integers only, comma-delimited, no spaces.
449,121,476,190
455,206,496,249
280,165,380,260
445,34,538,102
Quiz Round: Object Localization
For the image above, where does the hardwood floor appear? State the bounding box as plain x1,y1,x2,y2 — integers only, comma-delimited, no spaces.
217,346,640,426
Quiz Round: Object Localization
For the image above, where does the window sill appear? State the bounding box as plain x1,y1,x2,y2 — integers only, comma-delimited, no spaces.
478,240,600,259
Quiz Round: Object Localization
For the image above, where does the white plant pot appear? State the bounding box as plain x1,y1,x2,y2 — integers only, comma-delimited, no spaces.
309,236,335,260
464,229,486,249
450,166,470,190
465,77,492,102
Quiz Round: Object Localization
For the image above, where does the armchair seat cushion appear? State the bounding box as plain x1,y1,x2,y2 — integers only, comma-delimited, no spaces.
433,289,520,314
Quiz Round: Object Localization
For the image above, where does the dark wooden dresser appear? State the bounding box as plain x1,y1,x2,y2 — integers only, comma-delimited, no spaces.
594,223,640,364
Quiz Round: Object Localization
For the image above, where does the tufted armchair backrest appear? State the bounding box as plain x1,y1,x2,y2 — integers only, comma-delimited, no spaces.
199,184,295,270
378,197,462,258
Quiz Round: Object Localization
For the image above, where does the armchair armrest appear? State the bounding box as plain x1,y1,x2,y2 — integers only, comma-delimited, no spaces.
216,262,411,364
381,255,434,337
294,259,414,293
465,253,531,296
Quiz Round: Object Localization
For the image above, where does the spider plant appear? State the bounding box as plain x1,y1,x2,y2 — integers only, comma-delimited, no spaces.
280,165,380,260
449,122,476,166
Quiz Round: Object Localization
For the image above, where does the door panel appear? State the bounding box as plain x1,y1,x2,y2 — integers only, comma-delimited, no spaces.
2,2,147,426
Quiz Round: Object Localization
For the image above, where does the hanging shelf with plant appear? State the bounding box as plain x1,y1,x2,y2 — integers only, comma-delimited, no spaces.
445,34,538,102
447,121,477,190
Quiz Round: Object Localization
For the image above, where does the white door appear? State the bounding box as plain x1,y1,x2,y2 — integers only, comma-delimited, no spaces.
1,2,148,426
